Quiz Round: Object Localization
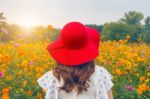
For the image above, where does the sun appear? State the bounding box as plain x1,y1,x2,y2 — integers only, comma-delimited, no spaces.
23,17,35,28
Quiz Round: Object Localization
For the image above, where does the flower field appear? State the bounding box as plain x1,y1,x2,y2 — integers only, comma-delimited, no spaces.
0,39,150,99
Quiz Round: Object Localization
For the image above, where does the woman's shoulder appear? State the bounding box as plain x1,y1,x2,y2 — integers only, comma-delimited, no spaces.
37,70,58,91
37,71,54,82
95,65,113,81
95,65,110,73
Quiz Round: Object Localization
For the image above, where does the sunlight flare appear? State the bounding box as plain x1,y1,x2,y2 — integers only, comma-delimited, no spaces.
23,17,35,28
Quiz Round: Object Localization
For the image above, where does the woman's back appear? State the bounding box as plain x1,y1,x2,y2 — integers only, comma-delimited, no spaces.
37,65,113,99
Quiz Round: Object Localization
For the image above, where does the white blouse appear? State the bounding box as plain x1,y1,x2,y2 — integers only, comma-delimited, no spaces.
37,65,114,99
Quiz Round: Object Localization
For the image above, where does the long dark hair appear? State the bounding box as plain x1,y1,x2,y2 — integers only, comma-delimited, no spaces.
53,60,95,95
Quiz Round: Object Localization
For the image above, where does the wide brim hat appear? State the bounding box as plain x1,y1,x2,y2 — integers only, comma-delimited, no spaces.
47,22,100,66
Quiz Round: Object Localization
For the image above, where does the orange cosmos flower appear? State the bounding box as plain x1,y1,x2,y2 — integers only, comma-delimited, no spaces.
2,87,9,95
1,54,10,62
37,93,43,99
137,83,149,95
115,69,124,75
26,90,32,96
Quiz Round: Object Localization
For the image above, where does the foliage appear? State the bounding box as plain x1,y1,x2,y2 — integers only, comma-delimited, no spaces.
120,11,144,25
0,12,6,27
101,22,130,40
145,16,150,31
138,16,150,44
101,11,150,43
0,12,9,42
86,24,103,33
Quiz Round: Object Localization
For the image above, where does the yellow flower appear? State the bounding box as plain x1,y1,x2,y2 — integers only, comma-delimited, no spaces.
126,35,130,39
126,61,132,69
22,60,28,67
19,88,24,92
137,83,149,95
26,90,32,96
23,80,28,86
17,48,26,56
37,93,43,99
140,77,145,82
133,63,138,67
144,79,149,83
147,73,150,77
2,95,10,99
135,73,139,77
115,69,124,75
35,67,44,73
137,89,143,95
1,54,10,62
49,61,54,65
36,73,42,79
137,57,144,62
47,25,53,30
7,75,13,80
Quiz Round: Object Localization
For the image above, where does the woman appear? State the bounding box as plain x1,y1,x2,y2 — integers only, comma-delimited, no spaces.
37,22,114,99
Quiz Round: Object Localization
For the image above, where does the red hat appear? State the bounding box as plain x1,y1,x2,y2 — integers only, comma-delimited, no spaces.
86,27,100,49
47,22,100,66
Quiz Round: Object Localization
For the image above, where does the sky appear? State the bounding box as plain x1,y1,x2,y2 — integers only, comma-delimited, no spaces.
0,0,150,28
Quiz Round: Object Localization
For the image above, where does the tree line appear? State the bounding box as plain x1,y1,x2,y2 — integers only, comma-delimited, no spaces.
87,11,150,44
0,11,150,43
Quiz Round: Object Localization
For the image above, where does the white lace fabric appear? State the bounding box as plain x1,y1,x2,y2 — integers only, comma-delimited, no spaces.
37,65,114,99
